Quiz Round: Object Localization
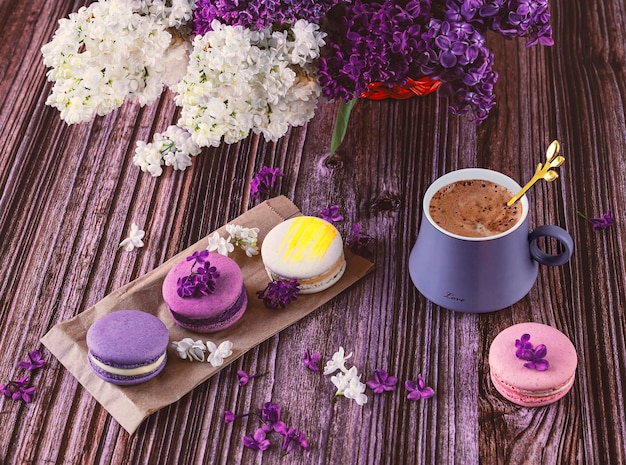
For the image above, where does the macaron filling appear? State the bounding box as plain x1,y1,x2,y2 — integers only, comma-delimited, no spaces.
169,285,247,329
265,256,346,290
492,371,575,398
88,352,166,377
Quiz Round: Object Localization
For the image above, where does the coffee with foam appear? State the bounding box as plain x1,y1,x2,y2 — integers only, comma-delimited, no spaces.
429,180,522,237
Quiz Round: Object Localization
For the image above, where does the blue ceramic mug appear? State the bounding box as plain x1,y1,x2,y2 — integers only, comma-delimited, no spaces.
408,168,574,313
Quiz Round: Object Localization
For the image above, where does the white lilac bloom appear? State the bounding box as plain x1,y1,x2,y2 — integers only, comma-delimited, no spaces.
125,0,196,28
171,338,206,362
343,375,368,406
207,340,233,367
324,348,368,406
207,231,235,256
119,222,145,251
323,346,353,375
330,366,359,393
133,125,201,176
225,224,260,257
41,1,191,124
174,20,323,148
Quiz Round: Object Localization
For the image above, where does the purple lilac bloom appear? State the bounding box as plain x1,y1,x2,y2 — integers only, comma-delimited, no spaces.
250,166,284,201
440,0,553,47
346,223,374,253
2,376,36,403
405,375,435,400
177,253,220,298
366,369,398,394
237,369,264,386
224,409,252,423
515,333,549,371
242,428,271,451
259,402,281,425
256,279,299,309
274,422,309,452
417,18,497,123
302,350,321,371
317,0,432,101
17,350,45,371
13,385,36,403
579,210,614,231
193,0,346,35
319,205,344,223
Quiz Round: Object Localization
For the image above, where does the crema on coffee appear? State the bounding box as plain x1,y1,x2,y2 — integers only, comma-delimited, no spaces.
429,179,522,237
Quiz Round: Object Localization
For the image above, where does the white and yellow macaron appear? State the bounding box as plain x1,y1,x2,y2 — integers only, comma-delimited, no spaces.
261,216,346,294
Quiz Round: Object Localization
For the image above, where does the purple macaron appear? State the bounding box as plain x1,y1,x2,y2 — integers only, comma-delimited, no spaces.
86,310,169,386
162,251,248,333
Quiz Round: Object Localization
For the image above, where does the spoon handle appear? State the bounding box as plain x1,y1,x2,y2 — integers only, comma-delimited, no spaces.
507,165,542,206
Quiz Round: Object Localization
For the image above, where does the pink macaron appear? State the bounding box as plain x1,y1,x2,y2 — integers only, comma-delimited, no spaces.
162,251,248,333
488,322,577,407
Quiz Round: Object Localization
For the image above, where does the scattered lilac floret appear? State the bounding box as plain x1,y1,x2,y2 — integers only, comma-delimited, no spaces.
250,166,284,201
274,422,310,452
366,369,398,394
346,223,374,253
2,350,46,403
17,350,45,371
256,279,299,309
319,205,344,223
237,369,264,386
242,428,271,451
259,402,281,426
302,350,321,371
405,375,435,401
578,210,614,231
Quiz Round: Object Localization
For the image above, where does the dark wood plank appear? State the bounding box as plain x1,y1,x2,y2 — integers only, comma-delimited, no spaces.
1,0,625,464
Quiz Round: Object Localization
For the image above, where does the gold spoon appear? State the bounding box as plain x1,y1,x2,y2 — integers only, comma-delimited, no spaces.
507,140,565,206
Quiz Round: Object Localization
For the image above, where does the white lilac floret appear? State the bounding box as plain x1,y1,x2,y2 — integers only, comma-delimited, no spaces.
324,347,368,405
206,340,233,366
171,338,206,362
119,222,145,251
170,338,233,366
133,125,201,177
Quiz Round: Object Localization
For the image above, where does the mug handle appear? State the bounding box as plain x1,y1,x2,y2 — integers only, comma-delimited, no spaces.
529,225,574,266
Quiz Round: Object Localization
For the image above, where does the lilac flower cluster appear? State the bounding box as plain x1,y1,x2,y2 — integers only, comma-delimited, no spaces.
193,0,345,35
1,350,45,403
177,250,220,298
417,18,497,123
226,402,309,454
319,0,552,123
441,0,554,47
257,279,300,309
515,333,549,371
318,0,430,102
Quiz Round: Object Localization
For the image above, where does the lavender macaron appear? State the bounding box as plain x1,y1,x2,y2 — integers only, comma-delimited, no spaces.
162,251,248,333
86,310,169,386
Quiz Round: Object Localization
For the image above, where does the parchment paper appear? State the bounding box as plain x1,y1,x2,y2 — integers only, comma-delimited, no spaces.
41,196,374,434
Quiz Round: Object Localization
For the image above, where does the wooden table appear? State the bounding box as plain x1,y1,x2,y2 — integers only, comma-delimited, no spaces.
1,1,625,463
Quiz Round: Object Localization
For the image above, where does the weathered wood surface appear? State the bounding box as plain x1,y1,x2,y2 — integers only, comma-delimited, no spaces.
1,0,625,464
